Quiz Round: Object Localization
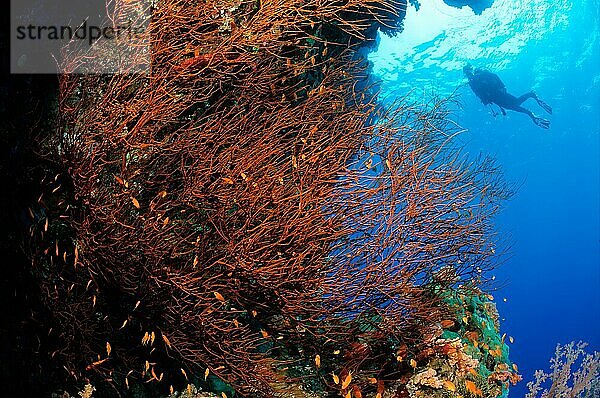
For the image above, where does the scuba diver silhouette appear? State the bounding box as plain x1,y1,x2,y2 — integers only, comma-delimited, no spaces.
463,63,552,129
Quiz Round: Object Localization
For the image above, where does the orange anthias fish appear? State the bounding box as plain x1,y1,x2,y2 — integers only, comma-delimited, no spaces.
465,380,482,396
440,319,455,328
443,380,456,392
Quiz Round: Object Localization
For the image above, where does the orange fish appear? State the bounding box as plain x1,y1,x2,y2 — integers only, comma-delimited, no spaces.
341,372,352,389
465,380,482,396
443,380,456,391
213,291,225,301
331,372,339,385
441,320,455,328
162,334,172,348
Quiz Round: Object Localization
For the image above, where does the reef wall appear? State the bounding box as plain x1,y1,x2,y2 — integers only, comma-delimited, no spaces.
2,1,512,397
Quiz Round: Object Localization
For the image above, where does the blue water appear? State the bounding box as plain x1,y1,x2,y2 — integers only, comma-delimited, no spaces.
369,0,600,394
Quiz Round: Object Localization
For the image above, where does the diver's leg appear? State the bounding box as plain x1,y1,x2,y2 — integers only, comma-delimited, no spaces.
494,93,518,109
511,106,550,129
511,105,535,119
519,91,553,114
496,93,549,128
516,92,536,105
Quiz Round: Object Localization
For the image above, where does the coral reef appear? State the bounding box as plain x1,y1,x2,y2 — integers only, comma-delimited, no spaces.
167,384,220,398
22,0,512,396
398,288,521,398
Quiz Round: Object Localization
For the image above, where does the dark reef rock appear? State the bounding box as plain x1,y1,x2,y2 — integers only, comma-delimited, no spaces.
443,0,494,15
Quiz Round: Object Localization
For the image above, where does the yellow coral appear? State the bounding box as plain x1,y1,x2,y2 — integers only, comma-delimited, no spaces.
78,384,95,398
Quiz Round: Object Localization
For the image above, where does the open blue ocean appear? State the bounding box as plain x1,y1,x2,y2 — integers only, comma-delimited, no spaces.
369,0,600,395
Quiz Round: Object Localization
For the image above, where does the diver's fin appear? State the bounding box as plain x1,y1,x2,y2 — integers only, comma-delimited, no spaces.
537,99,553,114
534,117,550,129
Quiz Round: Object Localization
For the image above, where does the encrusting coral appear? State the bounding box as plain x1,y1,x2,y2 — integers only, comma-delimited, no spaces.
408,368,444,391
397,288,521,398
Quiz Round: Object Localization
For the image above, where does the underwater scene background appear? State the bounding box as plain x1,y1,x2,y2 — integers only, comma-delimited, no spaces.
370,0,600,395
2,0,599,396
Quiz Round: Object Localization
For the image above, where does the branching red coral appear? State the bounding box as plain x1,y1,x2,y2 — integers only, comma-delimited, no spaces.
27,0,510,395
